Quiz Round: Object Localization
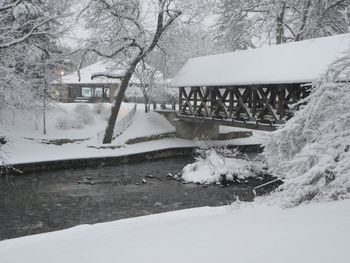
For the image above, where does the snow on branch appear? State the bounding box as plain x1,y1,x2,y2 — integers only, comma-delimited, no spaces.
262,52,350,207
91,71,126,80
0,0,21,12
0,16,58,49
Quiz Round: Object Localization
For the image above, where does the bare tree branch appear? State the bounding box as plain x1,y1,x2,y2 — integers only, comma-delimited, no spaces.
0,0,21,12
0,17,58,49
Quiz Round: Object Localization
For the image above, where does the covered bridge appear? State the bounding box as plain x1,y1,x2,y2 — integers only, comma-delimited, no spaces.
170,33,350,131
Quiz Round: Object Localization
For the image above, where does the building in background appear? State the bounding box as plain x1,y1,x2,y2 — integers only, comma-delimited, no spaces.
52,60,140,103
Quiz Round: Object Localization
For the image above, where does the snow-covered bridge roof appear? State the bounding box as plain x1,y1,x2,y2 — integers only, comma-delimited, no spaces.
171,33,350,87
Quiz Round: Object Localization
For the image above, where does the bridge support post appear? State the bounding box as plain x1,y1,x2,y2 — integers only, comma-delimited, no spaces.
174,119,220,140
157,111,220,140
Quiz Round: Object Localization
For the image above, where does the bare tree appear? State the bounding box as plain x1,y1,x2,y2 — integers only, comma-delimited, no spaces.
133,60,158,113
83,0,181,143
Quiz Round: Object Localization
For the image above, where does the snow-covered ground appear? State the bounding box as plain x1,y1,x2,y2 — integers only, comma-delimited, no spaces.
0,102,267,165
0,199,349,263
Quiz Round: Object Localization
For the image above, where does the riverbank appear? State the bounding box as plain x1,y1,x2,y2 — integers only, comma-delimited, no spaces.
0,103,268,167
5,144,262,175
1,198,349,263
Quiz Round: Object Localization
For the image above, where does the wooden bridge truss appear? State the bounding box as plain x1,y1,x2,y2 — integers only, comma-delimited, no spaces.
177,85,310,131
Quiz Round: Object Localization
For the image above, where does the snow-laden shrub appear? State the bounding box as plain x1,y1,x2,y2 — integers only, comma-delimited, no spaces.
182,147,262,184
93,103,110,121
93,103,108,115
263,55,350,207
74,104,94,125
55,115,84,130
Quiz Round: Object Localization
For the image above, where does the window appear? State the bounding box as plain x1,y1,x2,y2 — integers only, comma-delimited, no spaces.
82,87,92,97
95,88,103,97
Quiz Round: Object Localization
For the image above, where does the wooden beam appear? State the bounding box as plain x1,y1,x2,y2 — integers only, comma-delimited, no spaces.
233,88,252,119
215,89,229,117
257,87,278,121
196,87,210,116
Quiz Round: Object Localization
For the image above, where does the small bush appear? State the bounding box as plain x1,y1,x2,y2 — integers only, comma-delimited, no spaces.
74,104,94,125
93,103,107,114
55,116,84,130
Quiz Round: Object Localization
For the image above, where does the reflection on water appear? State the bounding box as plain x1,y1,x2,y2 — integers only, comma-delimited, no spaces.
0,157,273,240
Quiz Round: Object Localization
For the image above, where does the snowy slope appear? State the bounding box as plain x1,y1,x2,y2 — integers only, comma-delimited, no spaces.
171,33,350,87
112,108,176,144
0,200,349,263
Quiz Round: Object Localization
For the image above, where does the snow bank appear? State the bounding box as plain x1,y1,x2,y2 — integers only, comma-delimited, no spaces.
1,199,349,263
1,102,264,165
263,54,350,206
182,147,262,184
112,107,176,144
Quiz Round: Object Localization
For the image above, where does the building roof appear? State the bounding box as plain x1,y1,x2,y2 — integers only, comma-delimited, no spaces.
171,33,350,87
59,60,140,85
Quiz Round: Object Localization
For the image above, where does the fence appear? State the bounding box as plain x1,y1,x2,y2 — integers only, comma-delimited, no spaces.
152,101,178,111
97,104,137,143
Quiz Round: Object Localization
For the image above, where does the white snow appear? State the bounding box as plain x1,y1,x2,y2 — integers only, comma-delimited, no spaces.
57,60,140,85
0,199,349,263
182,148,262,184
112,108,176,144
263,71,350,206
0,103,263,165
171,33,350,87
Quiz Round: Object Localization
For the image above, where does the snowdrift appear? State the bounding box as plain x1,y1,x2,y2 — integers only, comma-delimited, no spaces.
182,148,262,184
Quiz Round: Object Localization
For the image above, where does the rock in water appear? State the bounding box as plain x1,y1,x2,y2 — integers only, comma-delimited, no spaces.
154,202,162,207
0,136,7,145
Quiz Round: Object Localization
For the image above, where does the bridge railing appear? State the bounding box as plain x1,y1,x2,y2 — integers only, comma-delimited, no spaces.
97,104,137,143
152,101,178,112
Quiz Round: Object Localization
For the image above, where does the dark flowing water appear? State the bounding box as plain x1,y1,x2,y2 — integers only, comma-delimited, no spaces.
0,157,274,240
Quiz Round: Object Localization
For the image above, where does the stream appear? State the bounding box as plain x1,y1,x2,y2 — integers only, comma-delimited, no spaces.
0,156,275,240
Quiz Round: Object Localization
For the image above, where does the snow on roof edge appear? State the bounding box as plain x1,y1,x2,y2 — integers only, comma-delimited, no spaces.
171,34,350,88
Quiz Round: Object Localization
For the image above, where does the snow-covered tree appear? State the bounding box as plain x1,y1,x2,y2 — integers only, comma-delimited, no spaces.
213,0,350,50
213,0,255,51
0,0,71,134
0,0,71,110
133,60,161,113
82,0,182,143
263,50,350,207
159,20,222,78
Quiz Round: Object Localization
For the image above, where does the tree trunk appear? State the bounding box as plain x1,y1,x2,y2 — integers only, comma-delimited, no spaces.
276,3,286,44
295,0,312,42
144,92,149,113
0,99,3,125
102,59,140,144
43,80,47,135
